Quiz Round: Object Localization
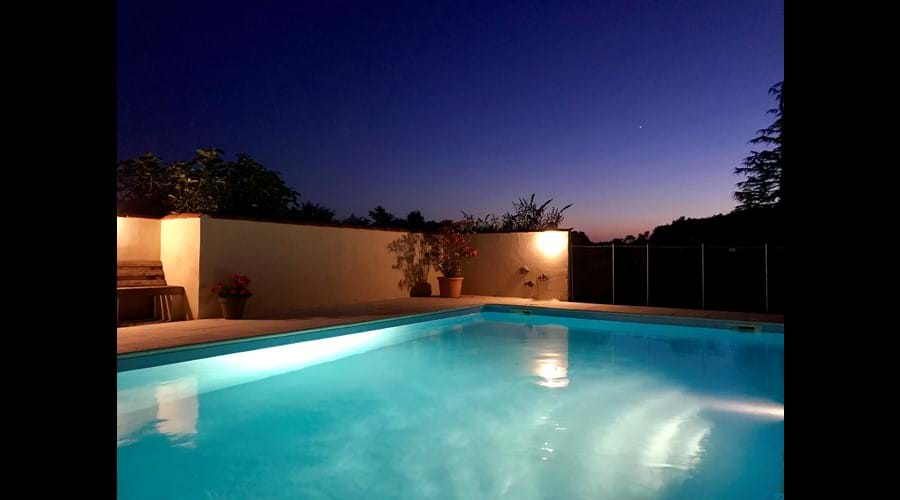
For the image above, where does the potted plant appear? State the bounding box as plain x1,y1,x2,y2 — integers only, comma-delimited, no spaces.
211,274,252,319
427,221,477,298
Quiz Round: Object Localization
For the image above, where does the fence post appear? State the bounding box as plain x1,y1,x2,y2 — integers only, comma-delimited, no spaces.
701,243,705,310
764,243,769,313
646,244,650,306
611,243,616,305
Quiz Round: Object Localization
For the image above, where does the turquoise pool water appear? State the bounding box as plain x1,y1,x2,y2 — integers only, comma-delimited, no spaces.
117,309,784,499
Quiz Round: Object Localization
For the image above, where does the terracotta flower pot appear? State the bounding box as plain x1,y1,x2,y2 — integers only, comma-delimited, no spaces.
438,277,464,298
218,297,248,319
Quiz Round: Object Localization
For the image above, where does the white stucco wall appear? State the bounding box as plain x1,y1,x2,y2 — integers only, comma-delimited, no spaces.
160,216,202,320
196,216,442,318
116,216,161,261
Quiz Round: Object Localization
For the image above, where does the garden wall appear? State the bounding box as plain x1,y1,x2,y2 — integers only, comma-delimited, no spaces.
160,216,202,321
117,214,570,320
196,216,442,318
463,231,569,300
116,216,161,261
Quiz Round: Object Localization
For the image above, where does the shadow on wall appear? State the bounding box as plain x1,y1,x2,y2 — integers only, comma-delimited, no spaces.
388,233,433,297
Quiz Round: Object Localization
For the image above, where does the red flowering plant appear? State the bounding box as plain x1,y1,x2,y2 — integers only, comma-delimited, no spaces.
427,220,478,278
211,274,252,298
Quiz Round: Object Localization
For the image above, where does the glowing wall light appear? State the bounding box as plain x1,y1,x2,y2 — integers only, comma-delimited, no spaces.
536,231,567,258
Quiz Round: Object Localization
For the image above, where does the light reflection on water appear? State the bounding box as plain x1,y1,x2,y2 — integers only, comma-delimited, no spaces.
527,325,570,389
117,377,198,448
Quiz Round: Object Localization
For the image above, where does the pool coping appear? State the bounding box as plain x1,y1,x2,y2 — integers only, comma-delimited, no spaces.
117,305,484,371
118,303,783,372
482,304,784,333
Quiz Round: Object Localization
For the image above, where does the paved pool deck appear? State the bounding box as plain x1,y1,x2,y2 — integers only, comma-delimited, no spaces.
117,295,784,354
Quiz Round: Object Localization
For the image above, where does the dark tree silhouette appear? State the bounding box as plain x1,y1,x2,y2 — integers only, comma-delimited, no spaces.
735,81,783,209
463,194,572,232
292,202,335,223
341,213,371,226
117,153,171,217
570,231,592,246
648,207,784,245
405,210,426,230
117,148,335,222
369,206,400,227
210,150,301,217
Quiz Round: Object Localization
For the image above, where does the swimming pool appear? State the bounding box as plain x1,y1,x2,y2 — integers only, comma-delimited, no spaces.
117,305,784,499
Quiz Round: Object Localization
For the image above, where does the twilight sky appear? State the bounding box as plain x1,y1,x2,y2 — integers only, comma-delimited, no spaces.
118,0,783,242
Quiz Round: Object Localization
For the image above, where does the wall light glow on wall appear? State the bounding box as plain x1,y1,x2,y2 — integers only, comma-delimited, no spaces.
536,231,567,258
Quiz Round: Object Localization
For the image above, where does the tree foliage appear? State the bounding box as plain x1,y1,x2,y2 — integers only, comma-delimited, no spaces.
368,206,400,228
569,230,593,246
341,213,371,227
648,206,784,245
117,148,335,222
463,194,572,232
404,210,426,230
735,81,783,209
119,150,577,237
292,202,335,223
345,207,442,231
117,153,171,216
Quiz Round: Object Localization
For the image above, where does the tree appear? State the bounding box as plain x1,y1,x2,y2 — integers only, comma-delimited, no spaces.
164,149,228,214
647,208,784,245
217,152,301,218
116,148,334,222
116,153,171,216
342,213,371,227
570,231,592,246
735,81,783,209
369,206,399,227
292,202,335,223
405,210,425,229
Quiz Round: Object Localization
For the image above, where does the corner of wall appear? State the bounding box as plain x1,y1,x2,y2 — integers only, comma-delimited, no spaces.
159,216,203,320
196,215,221,319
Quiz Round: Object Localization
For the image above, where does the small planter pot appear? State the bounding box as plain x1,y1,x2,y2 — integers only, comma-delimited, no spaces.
409,282,433,298
437,277,464,298
218,297,248,319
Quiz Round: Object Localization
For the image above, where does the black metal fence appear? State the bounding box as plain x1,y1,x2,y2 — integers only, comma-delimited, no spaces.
570,244,784,314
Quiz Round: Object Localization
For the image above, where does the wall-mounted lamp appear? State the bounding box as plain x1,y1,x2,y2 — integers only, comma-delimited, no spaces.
536,231,566,258
519,266,530,274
